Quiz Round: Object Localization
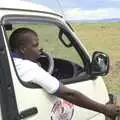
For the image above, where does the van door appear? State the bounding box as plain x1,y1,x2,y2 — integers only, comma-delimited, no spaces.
3,15,109,120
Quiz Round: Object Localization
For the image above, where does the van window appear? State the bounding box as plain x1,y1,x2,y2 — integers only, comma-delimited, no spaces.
5,19,85,83
7,23,82,65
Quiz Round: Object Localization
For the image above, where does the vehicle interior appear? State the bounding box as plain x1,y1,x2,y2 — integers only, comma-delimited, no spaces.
37,52,84,80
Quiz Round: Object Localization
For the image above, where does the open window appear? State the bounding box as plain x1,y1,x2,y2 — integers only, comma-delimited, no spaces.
3,15,91,85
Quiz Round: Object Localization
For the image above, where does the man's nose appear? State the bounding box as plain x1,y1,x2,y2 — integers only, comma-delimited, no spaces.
39,48,43,54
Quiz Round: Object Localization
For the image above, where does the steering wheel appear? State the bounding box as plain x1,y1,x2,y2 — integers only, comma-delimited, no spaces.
40,51,54,74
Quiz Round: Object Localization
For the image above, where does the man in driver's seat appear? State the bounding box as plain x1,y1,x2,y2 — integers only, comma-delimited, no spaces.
9,28,120,119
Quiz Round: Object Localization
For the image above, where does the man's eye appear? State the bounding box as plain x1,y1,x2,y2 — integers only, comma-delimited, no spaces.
33,43,38,47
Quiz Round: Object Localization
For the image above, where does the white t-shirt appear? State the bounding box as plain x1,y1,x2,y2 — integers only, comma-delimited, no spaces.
13,58,60,94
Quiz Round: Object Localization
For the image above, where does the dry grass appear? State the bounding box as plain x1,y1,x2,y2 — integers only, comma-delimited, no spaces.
72,22,120,103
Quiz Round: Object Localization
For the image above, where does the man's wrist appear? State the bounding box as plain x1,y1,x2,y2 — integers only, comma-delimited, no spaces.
95,103,107,115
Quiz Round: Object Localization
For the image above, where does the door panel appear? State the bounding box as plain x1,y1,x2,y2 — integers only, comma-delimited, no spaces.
3,16,109,120
10,66,108,120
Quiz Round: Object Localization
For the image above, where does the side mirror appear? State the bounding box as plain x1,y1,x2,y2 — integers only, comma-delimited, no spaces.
91,51,109,76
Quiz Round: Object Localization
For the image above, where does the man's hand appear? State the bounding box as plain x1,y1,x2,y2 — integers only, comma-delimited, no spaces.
55,83,120,120
104,104,120,119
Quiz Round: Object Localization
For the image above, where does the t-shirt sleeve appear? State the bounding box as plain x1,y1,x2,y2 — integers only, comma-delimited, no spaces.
30,63,60,94
15,59,60,94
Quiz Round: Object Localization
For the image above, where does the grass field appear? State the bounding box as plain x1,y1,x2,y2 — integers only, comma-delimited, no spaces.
71,22,120,103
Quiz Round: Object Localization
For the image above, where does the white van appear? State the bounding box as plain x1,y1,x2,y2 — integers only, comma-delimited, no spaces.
0,1,116,120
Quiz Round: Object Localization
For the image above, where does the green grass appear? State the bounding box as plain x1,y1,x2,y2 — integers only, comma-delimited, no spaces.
72,22,120,97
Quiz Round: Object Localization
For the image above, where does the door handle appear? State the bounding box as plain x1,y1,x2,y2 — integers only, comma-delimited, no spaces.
19,107,38,119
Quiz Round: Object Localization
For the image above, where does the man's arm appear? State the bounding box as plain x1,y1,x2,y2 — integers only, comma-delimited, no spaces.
14,59,120,119
54,83,120,119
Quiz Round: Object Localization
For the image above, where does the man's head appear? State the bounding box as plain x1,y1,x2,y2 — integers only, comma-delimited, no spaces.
9,28,41,61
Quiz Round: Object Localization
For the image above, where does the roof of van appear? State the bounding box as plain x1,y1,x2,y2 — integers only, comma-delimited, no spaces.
0,0,61,16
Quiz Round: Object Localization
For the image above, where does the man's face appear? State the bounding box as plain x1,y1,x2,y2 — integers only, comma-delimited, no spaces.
21,34,41,61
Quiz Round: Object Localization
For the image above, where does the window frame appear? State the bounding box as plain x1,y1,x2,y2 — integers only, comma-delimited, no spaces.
2,15,94,86
2,14,91,66
0,25,20,120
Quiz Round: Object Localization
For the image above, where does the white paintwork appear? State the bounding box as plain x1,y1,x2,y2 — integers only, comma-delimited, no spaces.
0,1,109,120
5,55,109,120
0,0,55,14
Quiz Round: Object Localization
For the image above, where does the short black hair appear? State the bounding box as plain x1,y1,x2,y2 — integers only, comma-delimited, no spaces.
9,28,37,51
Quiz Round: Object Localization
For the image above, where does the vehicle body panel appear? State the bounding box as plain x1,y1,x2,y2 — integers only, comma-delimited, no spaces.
0,1,110,120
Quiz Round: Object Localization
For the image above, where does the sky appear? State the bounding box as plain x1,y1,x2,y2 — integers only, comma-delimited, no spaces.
15,0,120,20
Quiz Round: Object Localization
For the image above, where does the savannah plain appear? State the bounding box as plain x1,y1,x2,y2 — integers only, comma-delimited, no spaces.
72,22,120,104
